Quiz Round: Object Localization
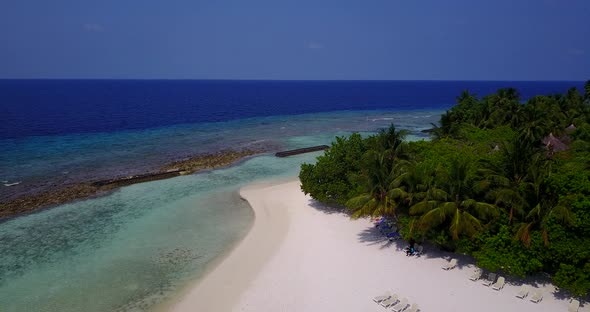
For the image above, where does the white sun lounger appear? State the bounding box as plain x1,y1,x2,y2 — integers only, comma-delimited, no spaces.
413,245,424,256
515,286,529,299
568,299,580,312
529,290,543,303
442,258,458,270
482,273,497,286
469,269,482,281
492,276,505,290
391,298,409,312
373,291,392,303
406,303,419,312
379,294,399,308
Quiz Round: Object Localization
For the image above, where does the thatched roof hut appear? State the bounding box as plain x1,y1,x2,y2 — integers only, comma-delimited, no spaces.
542,133,569,155
565,124,577,133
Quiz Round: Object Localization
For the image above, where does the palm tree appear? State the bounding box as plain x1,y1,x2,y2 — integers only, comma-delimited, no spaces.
484,88,521,128
515,200,573,246
346,150,397,218
478,139,540,223
436,112,461,138
389,161,437,213
514,167,573,246
519,99,549,144
410,158,499,240
346,125,410,218
373,124,408,160
455,90,479,123
560,88,585,124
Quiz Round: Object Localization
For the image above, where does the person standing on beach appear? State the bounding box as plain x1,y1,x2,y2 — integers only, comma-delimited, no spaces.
406,238,416,256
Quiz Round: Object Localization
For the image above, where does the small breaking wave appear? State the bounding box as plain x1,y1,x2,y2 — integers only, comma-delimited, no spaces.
369,117,395,122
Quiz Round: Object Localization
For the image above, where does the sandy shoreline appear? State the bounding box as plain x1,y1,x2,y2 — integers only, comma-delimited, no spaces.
167,179,293,312
169,179,581,312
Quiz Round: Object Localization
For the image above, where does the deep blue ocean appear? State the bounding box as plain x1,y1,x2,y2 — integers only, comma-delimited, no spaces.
0,80,585,312
0,80,583,139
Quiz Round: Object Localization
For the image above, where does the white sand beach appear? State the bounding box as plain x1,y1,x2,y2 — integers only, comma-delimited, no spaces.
170,179,581,312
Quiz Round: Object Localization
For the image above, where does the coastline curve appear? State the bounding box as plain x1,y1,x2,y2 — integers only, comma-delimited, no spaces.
165,178,296,312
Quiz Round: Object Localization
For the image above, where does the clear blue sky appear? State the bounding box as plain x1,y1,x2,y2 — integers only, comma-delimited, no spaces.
1,0,588,80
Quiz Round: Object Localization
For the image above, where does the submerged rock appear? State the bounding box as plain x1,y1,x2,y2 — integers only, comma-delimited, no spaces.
0,149,264,220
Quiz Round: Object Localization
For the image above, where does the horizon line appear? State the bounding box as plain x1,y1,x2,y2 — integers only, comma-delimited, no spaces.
0,78,586,82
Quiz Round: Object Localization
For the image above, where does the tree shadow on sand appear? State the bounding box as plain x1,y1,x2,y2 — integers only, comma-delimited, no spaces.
306,198,589,305
356,225,407,250
307,198,348,215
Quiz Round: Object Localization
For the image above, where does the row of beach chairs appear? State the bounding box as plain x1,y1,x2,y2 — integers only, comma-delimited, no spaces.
378,256,581,311
375,288,580,311
373,292,420,312
513,285,580,311
372,291,420,312
375,219,581,311
469,270,506,290
470,269,539,298
470,268,581,311
446,261,537,300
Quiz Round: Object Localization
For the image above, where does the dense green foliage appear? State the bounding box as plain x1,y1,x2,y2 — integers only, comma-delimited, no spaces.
299,81,590,296
299,133,366,206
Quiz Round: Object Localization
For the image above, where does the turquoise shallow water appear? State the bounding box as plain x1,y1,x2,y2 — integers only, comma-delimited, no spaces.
0,153,321,311
0,109,441,311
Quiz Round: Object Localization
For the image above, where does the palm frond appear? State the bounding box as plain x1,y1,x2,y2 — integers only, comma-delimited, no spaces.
350,197,378,219
526,203,542,220
515,222,534,247
459,211,483,238
548,204,574,226
463,199,499,220
409,200,439,215
388,188,407,200
449,208,462,240
428,188,449,201
345,194,372,209
441,202,457,215
419,207,448,230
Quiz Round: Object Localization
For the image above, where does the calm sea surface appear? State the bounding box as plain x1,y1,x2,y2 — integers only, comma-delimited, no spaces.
0,80,583,311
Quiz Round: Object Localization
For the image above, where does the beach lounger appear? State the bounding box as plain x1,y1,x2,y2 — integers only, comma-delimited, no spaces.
529,290,543,303
375,217,386,227
568,299,580,312
442,258,458,270
379,294,399,308
391,298,409,312
492,276,505,290
387,231,402,241
413,245,424,256
469,269,482,281
373,291,392,303
482,273,497,286
405,303,419,312
380,226,395,235
515,286,529,299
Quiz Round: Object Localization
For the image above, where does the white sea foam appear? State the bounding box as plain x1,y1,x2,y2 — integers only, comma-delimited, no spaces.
370,117,394,121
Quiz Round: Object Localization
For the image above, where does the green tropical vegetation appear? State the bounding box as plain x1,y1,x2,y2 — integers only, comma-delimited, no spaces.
299,81,590,296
